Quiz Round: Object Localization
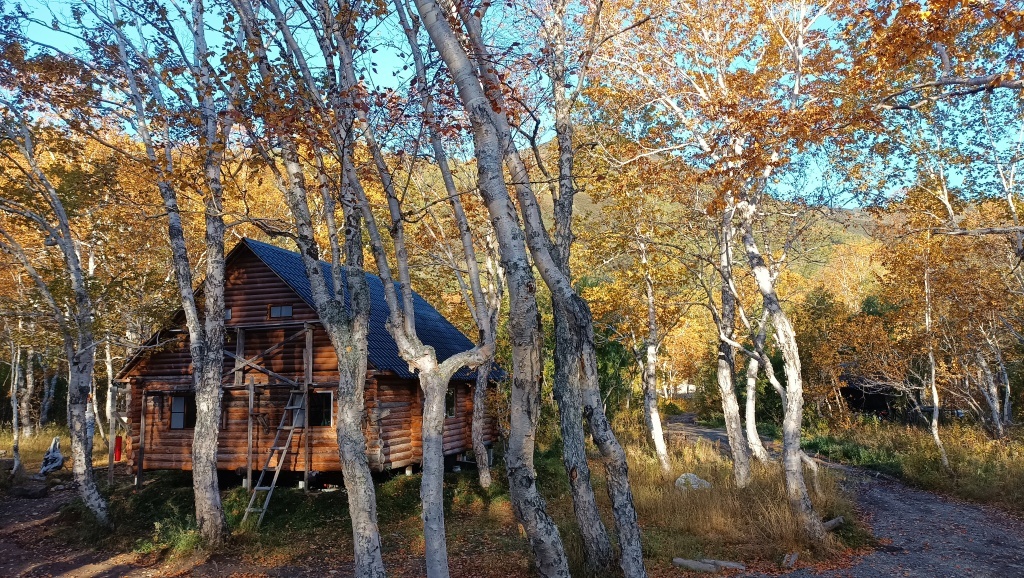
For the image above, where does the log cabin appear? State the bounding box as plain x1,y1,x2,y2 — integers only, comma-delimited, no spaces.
117,238,496,485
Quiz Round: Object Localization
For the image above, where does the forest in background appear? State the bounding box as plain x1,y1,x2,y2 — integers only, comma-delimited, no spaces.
0,0,1022,576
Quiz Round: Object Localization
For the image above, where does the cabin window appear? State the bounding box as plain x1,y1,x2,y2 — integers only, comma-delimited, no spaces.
308,391,333,427
445,388,456,418
269,305,293,319
224,308,232,320
170,393,197,429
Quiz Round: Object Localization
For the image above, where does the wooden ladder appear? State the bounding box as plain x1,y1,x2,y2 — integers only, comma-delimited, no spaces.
241,386,307,527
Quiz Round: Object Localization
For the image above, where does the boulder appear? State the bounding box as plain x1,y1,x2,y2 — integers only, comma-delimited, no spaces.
675,473,712,491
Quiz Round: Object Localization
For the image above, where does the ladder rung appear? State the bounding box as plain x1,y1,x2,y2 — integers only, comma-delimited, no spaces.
270,445,288,451
280,425,302,430
285,404,303,410
253,485,273,491
246,507,265,512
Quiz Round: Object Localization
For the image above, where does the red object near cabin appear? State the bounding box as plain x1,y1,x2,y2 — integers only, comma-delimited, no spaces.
114,435,123,462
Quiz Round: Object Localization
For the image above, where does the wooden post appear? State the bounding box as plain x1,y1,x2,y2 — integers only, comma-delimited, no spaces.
234,328,246,387
135,392,146,488
247,376,254,491
303,325,313,491
107,382,117,486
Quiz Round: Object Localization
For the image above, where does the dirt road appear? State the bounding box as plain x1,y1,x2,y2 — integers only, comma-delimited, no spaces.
768,470,1024,578
663,417,1024,577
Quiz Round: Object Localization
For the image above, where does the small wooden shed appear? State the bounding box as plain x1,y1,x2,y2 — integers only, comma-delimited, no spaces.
118,238,495,480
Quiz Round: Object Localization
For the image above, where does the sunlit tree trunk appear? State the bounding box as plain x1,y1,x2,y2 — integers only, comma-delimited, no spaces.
717,206,753,487
744,319,772,463
277,142,387,578
975,351,1005,438
228,11,388,563
0,107,109,522
104,338,117,434
9,343,22,473
393,0,499,491
737,204,823,541
922,252,951,471
98,0,231,542
640,264,670,473
20,345,34,438
449,9,646,573
413,0,571,573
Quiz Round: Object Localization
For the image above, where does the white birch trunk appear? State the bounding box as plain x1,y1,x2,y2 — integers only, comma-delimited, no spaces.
454,9,645,569
737,204,823,541
392,0,498,490
975,352,1005,438
20,346,34,438
105,338,115,430
222,2,388,570
91,374,107,445
412,1,571,573
641,267,670,473
744,354,772,463
922,259,951,471
717,207,753,486
0,117,108,523
10,343,21,474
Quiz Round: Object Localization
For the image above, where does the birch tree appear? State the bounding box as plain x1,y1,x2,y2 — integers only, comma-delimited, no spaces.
445,4,648,573
222,2,388,573
68,0,240,544
0,78,109,521
590,0,861,538
392,0,502,490
411,0,575,573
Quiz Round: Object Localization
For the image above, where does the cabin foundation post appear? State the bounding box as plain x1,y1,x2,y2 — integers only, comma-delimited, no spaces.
234,328,246,387
246,376,254,490
303,324,313,492
107,381,119,486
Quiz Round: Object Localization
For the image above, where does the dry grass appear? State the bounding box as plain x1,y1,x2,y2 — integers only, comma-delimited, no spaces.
3,421,863,575
622,439,858,571
805,419,1024,513
0,425,111,490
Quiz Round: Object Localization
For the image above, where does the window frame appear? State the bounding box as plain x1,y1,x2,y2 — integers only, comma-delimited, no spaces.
268,304,294,319
308,391,334,428
445,388,457,419
169,393,197,429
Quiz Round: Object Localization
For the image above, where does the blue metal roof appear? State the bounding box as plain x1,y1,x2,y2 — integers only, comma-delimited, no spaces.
243,238,479,380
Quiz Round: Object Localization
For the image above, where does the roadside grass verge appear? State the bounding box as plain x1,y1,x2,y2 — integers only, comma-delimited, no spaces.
803,419,1024,514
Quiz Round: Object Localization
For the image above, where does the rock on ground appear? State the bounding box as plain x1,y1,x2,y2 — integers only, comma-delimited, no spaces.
675,472,712,491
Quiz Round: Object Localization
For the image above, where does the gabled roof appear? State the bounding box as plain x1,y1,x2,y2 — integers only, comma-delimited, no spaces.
242,238,477,380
